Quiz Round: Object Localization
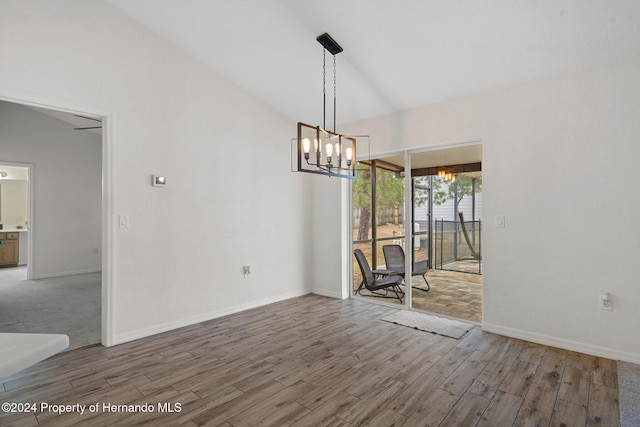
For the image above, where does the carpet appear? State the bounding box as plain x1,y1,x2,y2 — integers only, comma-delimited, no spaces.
381,310,474,339
618,361,640,427
0,267,101,350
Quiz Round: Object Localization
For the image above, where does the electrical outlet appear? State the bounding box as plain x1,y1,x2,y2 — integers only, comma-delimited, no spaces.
600,292,613,311
242,265,251,277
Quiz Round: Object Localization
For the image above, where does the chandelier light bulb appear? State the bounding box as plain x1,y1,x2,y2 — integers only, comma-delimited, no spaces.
325,142,333,164
302,138,311,154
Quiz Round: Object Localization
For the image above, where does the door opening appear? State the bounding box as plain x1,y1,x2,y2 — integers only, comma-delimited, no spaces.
350,143,483,323
0,97,108,348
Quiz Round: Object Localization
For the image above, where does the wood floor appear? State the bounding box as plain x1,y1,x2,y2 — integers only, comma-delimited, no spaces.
0,295,619,426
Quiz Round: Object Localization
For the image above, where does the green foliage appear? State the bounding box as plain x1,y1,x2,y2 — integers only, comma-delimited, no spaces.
433,175,482,205
375,168,404,210
432,178,447,205
413,176,430,207
352,165,482,238
353,164,405,211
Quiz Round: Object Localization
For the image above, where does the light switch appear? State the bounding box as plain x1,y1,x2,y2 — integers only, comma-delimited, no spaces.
495,215,505,228
119,215,129,228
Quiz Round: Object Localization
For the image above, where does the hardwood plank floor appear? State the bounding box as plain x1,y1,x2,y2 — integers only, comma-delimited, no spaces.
0,295,619,426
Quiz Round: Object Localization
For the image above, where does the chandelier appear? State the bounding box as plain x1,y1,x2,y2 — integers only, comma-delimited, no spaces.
438,169,456,183
294,33,356,179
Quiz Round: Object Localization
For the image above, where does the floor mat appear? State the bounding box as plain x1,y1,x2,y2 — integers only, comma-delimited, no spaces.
381,310,474,339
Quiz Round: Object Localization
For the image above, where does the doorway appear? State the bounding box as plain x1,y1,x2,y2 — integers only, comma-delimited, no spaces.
350,143,483,323
0,98,107,348
0,164,29,269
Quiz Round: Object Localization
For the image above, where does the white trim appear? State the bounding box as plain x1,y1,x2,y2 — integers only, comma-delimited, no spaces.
0,85,113,347
30,268,102,280
0,160,33,278
341,178,353,300
483,322,640,364
312,288,345,300
347,137,484,308
113,290,310,345
355,137,483,163
0,87,108,120
101,112,114,347
403,150,412,309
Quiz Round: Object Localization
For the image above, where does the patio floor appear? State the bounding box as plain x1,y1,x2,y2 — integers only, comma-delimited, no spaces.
354,262,482,323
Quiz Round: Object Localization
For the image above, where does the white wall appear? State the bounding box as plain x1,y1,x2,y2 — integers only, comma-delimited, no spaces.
0,103,102,277
332,60,640,363
0,178,28,227
308,176,344,298
0,0,311,345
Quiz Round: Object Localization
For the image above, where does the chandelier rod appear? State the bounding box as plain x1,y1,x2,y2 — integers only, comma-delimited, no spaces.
317,33,343,133
323,48,326,130
333,55,336,133
321,48,338,133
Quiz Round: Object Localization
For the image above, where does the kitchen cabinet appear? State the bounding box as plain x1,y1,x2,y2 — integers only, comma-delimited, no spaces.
0,232,19,267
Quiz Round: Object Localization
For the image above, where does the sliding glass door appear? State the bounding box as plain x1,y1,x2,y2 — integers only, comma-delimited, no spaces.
351,161,405,305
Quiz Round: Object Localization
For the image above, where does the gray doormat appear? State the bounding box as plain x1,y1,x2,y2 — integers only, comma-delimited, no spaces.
381,310,474,339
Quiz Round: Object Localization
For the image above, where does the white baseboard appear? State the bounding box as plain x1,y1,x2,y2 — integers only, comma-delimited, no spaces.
111,289,310,346
483,322,640,364
31,268,102,279
311,287,344,299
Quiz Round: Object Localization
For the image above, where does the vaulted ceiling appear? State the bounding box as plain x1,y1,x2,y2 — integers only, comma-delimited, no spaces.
108,0,640,127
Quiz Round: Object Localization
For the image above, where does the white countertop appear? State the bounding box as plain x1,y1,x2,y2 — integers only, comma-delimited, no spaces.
0,228,28,232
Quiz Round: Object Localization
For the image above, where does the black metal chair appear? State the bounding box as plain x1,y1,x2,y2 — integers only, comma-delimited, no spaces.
353,249,404,303
382,244,430,292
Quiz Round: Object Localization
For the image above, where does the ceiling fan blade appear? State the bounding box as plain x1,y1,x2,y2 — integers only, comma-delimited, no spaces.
74,114,102,123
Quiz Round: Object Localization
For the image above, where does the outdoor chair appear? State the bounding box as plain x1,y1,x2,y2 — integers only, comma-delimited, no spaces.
353,249,404,303
382,244,430,292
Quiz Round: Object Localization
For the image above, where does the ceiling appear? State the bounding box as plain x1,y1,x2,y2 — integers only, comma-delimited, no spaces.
22,104,103,135
108,0,640,127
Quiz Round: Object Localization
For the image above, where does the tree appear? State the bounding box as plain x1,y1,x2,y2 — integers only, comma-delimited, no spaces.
433,175,482,205
353,165,404,241
375,168,404,222
353,164,372,241
353,168,481,241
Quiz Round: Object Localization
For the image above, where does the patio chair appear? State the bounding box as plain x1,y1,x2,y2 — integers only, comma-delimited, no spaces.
353,249,404,303
382,244,430,292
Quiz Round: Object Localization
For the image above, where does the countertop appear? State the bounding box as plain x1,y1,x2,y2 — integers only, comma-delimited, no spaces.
0,228,28,233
